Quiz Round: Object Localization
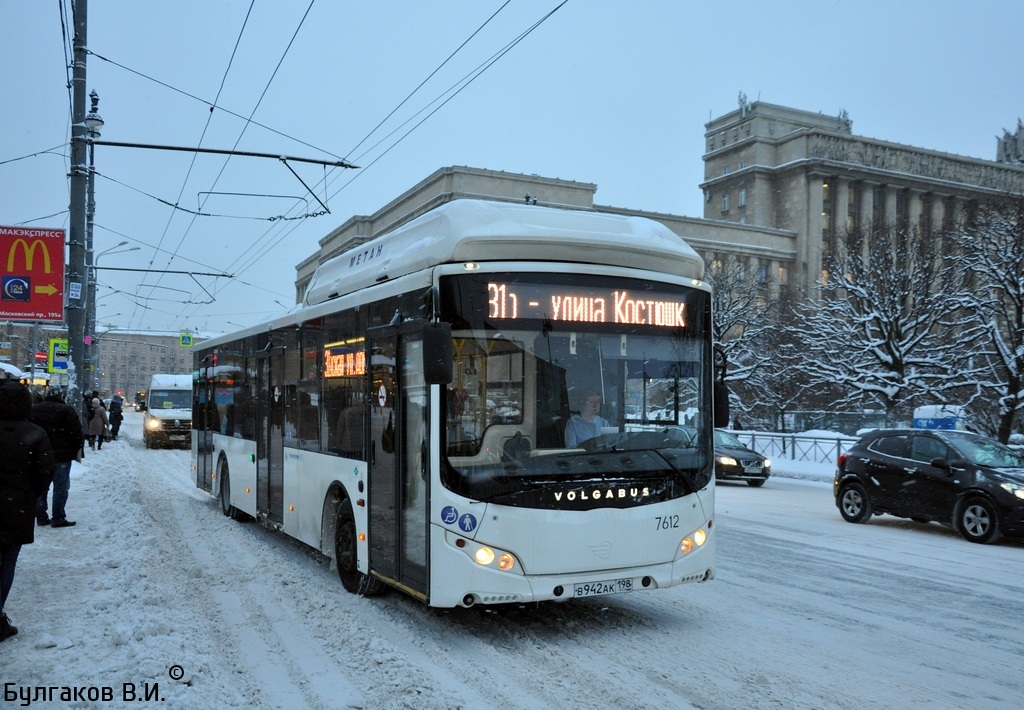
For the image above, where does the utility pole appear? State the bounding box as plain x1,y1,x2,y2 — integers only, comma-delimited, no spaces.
85,90,104,392
67,0,89,414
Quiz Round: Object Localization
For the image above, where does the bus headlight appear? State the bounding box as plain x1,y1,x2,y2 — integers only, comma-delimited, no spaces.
679,526,709,555
453,535,520,573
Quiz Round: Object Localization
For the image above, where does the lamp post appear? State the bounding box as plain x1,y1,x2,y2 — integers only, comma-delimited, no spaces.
87,239,137,389
84,89,104,392
91,319,122,393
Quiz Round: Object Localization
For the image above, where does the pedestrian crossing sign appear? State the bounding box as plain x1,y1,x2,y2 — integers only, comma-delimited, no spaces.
179,334,194,348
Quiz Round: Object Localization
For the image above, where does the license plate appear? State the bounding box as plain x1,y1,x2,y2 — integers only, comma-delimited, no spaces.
573,578,633,598
744,464,762,473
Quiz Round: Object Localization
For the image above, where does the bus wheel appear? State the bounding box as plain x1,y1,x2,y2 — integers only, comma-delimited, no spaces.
219,459,245,521
335,500,385,596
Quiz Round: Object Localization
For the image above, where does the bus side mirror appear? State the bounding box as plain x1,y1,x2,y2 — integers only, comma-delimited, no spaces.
423,322,453,385
713,382,729,429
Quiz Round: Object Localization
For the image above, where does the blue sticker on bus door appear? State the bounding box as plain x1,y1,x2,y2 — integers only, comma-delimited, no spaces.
441,505,459,525
458,513,477,533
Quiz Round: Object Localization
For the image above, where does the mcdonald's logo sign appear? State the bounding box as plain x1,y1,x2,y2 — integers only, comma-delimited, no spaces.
6,238,52,273
0,226,65,323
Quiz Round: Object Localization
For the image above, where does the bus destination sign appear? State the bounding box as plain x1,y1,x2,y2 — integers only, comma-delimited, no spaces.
487,282,687,327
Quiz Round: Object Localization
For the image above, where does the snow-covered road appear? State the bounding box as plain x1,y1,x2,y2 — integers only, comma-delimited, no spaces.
3,410,1022,708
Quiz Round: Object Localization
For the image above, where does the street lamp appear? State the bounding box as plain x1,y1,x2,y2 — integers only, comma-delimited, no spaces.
91,320,123,394
84,90,104,390
88,239,138,389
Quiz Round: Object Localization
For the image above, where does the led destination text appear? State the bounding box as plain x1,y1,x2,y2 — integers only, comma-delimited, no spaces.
487,283,687,327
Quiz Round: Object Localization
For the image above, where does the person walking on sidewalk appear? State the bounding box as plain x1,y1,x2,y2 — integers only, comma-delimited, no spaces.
30,387,83,528
86,397,109,450
0,380,56,642
108,394,124,440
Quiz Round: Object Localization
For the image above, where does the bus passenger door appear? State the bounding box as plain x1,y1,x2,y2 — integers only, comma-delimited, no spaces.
194,371,214,492
367,323,429,598
256,347,286,525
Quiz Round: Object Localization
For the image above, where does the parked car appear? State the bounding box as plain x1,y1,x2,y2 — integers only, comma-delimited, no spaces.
714,429,771,487
834,428,1024,544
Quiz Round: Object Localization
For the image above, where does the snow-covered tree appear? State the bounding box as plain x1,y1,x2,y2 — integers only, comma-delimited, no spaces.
705,256,784,428
782,222,974,426
950,197,1024,442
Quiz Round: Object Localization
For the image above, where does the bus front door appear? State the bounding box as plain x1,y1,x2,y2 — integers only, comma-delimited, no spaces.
367,323,429,599
194,372,214,492
256,347,286,525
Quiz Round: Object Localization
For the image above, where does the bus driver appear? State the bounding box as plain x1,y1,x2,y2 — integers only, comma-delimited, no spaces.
564,391,610,447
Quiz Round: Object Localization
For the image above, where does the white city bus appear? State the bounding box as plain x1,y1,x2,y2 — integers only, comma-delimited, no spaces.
192,199,722,607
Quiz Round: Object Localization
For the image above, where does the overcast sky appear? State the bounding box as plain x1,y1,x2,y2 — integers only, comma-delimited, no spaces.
2,0,1022,336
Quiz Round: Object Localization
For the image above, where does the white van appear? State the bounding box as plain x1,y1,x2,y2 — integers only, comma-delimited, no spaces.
142,374,193,448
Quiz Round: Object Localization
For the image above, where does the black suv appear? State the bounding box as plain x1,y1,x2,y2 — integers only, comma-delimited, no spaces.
834,428,1024,544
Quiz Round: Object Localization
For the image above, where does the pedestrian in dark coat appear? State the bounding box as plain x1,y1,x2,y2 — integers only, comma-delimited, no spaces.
0,380,56,642
30,387,84,527
108,395,124,440
86,397,109,450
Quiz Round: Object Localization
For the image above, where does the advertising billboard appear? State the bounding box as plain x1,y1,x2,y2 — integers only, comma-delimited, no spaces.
0,226,66,323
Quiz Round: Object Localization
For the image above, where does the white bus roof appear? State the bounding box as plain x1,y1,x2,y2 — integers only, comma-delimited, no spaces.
304,200,704,307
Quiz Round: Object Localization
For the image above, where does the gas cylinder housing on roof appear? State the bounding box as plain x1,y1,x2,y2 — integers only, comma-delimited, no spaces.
302,199,703,307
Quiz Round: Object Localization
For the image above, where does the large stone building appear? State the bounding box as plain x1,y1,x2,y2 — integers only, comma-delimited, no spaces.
296,100,1024,303
92,330,202,397
700,99,1024,292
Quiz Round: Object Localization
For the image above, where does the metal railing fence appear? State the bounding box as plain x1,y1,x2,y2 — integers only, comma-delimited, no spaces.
730,431,859,465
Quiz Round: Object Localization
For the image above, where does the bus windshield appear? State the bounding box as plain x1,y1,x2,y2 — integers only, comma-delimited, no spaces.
439,272,713,510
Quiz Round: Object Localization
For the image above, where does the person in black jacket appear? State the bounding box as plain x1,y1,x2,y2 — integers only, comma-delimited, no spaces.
0,380,55,642
30,387,84,528
108,394,124,440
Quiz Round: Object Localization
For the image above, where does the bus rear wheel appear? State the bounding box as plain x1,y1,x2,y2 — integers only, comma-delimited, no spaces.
219,459,245,521
335,500,385,596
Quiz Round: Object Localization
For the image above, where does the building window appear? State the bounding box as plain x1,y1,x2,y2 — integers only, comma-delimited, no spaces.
722,165,729,176
738,188,747,207
872,186,885,225
756,263,768,283
822,180,833,240
721,194,730,213
847,184,859,232
896,190,909,231
778,266,789,285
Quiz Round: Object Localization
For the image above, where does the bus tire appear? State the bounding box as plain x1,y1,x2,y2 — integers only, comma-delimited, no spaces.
219,459,245,521
335,500,385,596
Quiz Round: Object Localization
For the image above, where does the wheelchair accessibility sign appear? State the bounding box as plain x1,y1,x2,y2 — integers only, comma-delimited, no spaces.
440,506,477,533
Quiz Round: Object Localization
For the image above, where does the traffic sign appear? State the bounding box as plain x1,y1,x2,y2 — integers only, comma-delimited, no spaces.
47,338,68,370
48,338,68,373
0,226,66,323
179,333,193,347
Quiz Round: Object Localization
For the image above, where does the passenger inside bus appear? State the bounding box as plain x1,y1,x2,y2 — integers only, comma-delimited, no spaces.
564,390,611,447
